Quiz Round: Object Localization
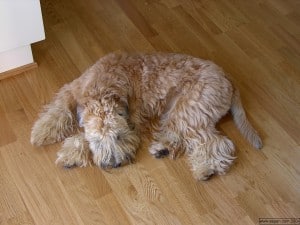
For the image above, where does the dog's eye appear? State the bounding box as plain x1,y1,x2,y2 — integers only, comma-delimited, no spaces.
118,112,125,116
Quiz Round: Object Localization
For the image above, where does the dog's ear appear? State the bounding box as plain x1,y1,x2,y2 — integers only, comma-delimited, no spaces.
76,104,85,127
103,91,128,116
76,97,92,127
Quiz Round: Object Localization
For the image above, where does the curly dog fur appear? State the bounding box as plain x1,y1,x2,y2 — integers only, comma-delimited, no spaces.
31,52,262,180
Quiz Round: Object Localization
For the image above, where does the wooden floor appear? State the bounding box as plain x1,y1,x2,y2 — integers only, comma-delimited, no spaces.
1,0,300,224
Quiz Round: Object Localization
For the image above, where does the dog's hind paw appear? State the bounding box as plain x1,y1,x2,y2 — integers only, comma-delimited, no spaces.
149,142,167,158
149,141,184,159
154,149,170,158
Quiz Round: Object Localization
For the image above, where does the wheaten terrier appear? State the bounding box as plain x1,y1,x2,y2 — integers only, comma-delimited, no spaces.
31,52,262,180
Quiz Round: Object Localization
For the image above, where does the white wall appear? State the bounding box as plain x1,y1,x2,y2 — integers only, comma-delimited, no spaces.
0,0,45,73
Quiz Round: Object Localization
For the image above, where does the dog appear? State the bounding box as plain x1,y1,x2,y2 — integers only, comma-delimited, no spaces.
31,52,262,180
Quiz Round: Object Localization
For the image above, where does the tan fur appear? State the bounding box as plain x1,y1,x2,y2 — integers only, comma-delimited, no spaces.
56,133,90,168
31,52,262,180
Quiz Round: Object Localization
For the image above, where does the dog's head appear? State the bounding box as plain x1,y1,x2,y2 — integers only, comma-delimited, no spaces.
77,97,131,144
76,96,139,168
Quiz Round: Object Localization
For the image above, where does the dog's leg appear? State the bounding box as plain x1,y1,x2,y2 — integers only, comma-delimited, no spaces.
31,84,78,146
149,92,236,180
148,91,184,159
56,132,91,168
149,129,182,159
150,121,236,180
185,129,236,181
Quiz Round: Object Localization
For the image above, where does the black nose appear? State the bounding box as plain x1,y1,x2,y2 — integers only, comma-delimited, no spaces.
113,163,122,168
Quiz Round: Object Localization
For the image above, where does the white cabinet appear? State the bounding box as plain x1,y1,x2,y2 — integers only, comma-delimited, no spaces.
0,0,45,73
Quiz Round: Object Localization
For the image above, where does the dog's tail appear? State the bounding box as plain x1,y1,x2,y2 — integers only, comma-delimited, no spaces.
230,88,262,149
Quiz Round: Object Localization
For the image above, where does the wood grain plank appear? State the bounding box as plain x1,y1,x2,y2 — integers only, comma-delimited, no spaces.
0,0,299,224
0,114,16,146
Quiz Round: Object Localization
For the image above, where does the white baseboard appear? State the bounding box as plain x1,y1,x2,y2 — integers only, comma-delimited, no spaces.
0,45,34,73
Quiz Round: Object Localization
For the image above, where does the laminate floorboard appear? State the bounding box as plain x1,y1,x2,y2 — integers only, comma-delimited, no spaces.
0,0,299,224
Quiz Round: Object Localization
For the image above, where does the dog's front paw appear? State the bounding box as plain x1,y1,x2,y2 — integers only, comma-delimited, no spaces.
56,133,91,168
